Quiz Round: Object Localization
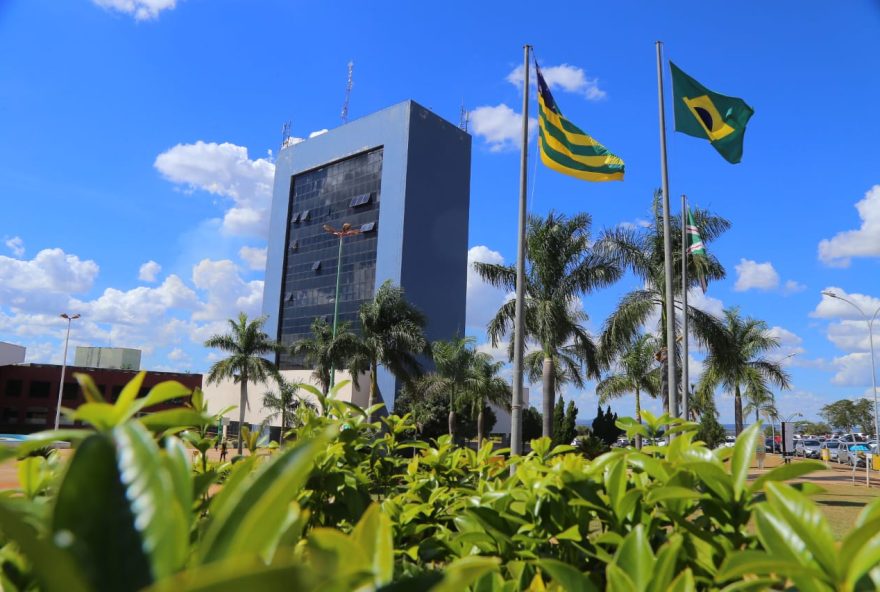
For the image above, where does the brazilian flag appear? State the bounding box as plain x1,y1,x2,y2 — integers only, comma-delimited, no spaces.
670,62,754,164
536,63,624,182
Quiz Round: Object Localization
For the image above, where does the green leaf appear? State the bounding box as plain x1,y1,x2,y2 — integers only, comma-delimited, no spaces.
534,559,598,592
749,460,825,493
764,482,838,580
306,528,370,583
649,534,682,592
665,569,694,592
841,517,880,587
197,425,335,564
139,409,211,432
718,550,823,589
73,372,106,403
16,429,91,457
428,556,500,592
612,525,654,592
0,502,91,592
730,422,759,500
68,402,117,431
114,371,146,412
554,524,581,542
645,486,703,505
114,422,189,580
162,437,193,527
351,503,394,586
145,555,316,592
17,456,50,499
51,433,154,591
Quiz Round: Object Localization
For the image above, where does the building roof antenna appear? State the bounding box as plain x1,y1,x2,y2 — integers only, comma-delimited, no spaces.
459,99,469,132
341,61,354,124
280,120,291,149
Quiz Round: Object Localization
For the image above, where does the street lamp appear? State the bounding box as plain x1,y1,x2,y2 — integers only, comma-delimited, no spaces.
323,223,361,388
55,313,81,430
822,290,880,442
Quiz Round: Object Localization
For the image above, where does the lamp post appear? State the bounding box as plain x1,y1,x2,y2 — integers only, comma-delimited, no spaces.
822,290,880,443
55,313,81,430
323,223,361,388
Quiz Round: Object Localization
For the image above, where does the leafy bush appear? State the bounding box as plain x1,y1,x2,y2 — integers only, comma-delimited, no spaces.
1,373,879,591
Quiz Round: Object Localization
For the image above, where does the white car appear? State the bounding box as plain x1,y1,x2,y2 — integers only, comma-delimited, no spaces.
822,440,840,461
838,442,872,467
720,436,736,448
795,439,822,459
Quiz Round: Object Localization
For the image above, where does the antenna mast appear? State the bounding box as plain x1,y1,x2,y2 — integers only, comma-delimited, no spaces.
459,99,469,132
341,61,354,123
280,120,291,148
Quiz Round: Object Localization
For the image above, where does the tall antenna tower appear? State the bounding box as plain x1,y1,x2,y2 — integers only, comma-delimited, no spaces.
280,120,291,148
341,61,354,123
459,99,469,132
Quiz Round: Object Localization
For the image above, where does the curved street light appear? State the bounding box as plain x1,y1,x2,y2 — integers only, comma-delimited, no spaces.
822,290,880,442
323,223,361,388
55,313,81,430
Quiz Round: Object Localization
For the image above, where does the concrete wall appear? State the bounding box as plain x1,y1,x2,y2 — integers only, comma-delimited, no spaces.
203,369,371,428
74,347,142,370
0,342,26,366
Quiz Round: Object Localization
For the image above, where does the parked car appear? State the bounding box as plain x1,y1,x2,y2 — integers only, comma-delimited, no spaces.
795,439,822,459
719,436,736,448
822,440,840,461
838,442,872,467
764,438,781,453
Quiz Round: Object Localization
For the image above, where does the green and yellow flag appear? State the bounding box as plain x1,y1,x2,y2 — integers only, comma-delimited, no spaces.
536,63,624,182
670,62,754,164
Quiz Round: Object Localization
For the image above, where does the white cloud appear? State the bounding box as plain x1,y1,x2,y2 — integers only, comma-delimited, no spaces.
811,287,880,320
507,63,606,100
73,275,198,325
818,185,880,267
138,260,161,282
5,236,24,257
154,141,275,237
0,249,99,312
239,246,267,271
467,246,509,329
191,259,263,322
734,259,779,291
782,279,806,295
91,0,177,20
766,326,806,363
831,352,874,387
687,287,724,318
469,104,537,152
618,219,651,230
827,320,872,353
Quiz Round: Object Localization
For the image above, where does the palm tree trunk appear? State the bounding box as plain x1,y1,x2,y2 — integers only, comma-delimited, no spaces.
448,386,455,439
635,387,642,450
477,403,485,447
734,385,744,435
238,376,247,455
542,355,554,438
366,361,378,423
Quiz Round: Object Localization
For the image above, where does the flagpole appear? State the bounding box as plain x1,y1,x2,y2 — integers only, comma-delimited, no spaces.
656,41,678,420
681,194,689,422
510,44,531,458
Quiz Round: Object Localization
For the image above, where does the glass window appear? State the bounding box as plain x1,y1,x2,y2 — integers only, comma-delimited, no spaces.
24,407,48,425
360,221,376,233
1,408,19,424
62,382,79,400
278,147,383,369
29,381,51,398
4,379,22,397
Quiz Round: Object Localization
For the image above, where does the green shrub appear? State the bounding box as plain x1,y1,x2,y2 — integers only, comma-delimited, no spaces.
0,373,878,591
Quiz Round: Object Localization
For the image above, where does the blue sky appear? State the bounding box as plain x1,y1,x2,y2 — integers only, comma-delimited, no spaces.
1,0,879,423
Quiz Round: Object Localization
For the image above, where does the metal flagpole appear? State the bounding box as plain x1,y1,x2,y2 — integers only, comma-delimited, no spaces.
656,41,678,419
510,44,531,457
681,194,689,422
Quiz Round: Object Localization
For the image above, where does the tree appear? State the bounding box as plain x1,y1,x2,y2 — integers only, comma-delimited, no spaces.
853,399,875,435
261,377,314,433
592,405,622,446
743,386,778,426
350,280,429,422
795,420,832,435
596,333,661,448
560,400,579,447
696,396,727,449
521,406,543,445
551,397,566,445
397,385,497,442
697,308,790,435
820,398,874,434
475,211,622,438
205,313,283,454
464,354,511,446
597,193,730,414
290,317,360,396
419,336,477,439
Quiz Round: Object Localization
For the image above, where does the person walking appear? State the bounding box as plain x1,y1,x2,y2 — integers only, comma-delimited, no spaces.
220,439,228,462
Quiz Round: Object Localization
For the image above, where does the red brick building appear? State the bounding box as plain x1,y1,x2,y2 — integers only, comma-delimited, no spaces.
0,363,202,434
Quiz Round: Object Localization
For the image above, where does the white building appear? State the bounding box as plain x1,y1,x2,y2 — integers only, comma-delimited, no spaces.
490,387,530,436
0,342,26,366
74,347,141,370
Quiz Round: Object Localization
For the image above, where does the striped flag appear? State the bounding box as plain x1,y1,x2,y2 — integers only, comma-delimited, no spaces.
536,63,625,182
686,206,708,293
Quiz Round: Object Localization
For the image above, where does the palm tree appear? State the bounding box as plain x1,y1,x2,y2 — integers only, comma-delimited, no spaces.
261,377,313,432
597,192,731,413
743,385,778,426
475,211,621,438
697,308,791,435
350,280,429,422
465,353,511,446
205,313,282,454
596,333,661,448
419,336,477,438
290,317,360,395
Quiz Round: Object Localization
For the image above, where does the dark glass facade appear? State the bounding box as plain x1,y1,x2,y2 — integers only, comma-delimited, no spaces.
277,148,383,369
